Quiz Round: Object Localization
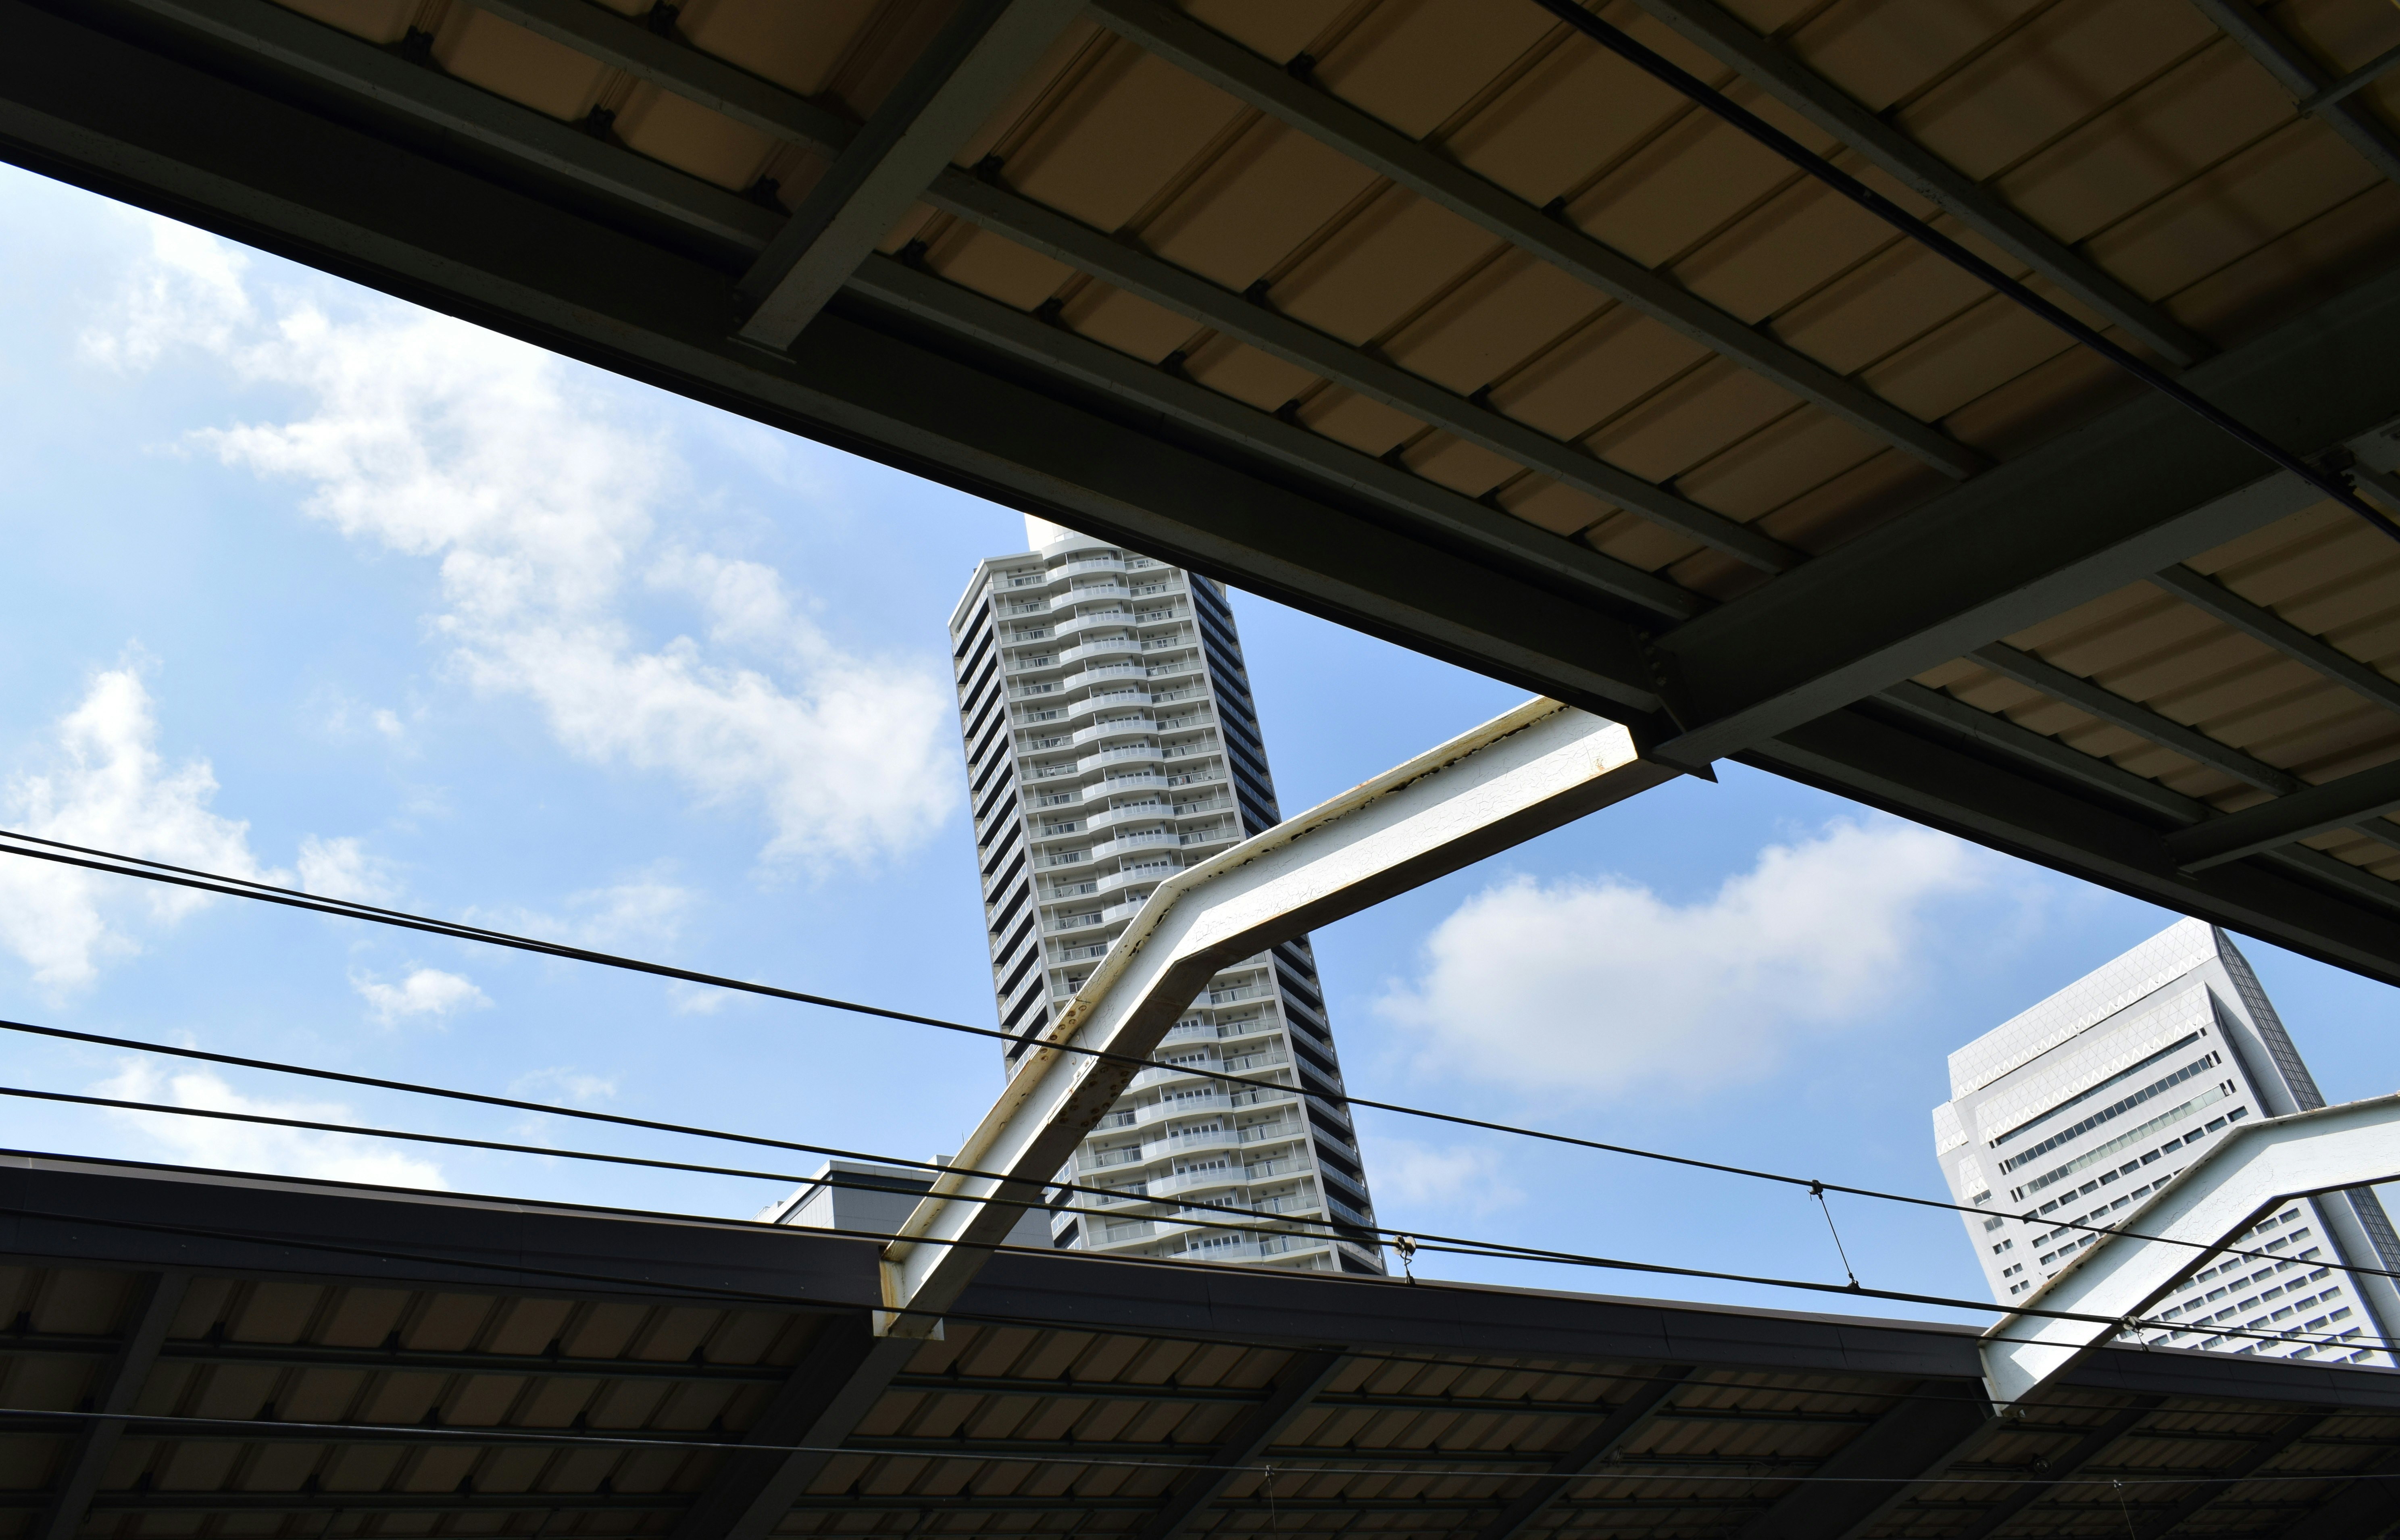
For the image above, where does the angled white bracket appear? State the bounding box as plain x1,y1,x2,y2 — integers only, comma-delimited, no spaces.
1980,1093,2400,1407
879,699,1680,1333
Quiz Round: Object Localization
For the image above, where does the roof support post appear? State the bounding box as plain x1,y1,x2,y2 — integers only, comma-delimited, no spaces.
1135,1349,1345,1540
1472,1366,1692,1540
1626,0,2211,367
1730,1382,1992,1540
40,1270,185,1540
1981,1094,2400,1408
2191,0,2400,189
881,700,1681,1330
733,0,1081,348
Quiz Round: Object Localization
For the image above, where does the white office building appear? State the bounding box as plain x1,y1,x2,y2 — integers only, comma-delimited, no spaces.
1935,918,2400,1365
945,516,1383,1276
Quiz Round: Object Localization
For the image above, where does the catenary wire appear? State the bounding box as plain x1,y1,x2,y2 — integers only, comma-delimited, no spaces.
0,1404,2387,1492
10,1008,2381,1314
1525,0,2400,548
7,1126,2385,1362
0,835,2337,1285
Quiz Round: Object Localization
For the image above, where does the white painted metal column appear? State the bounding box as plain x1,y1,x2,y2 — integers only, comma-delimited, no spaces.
880,698,1680,1332
1981,1093,2400,1407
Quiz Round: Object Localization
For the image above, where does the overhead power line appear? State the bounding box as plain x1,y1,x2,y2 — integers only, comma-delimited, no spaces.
0,830,2308,1275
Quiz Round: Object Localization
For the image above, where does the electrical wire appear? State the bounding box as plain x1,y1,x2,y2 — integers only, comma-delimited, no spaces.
1525,0,2400,549
7,1124,2385,1361
0,836,2347,1288
12,1005,2389,1334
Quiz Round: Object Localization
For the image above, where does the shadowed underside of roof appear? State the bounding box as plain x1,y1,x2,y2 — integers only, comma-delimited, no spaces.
5,1154,2400,1540
8,0,2400,982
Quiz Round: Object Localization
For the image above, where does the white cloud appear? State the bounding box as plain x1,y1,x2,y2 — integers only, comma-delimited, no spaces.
668,981,734,1015
0,666,279,989
1368,1138,1522,1215
352,966,490,1026
1378,819,1992,1100
80,217,253,370
92,216,955,868
296,834,398,905
467,876,698,951
510,1067,618,1106
96,1059,446,1189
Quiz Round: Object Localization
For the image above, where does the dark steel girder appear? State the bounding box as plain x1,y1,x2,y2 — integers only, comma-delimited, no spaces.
35,1271,185,1540
1731,1382,1992,1540
1749,705,2400,984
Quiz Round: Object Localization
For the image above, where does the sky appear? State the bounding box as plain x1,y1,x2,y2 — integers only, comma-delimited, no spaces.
2,160,2395,1332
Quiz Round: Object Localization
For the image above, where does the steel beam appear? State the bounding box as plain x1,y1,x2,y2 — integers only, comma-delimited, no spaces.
1648,267,2400,764
1471,1366,1691,1540
1627,0,2209,367
1731,1382,1993,1540
1969,642,2303,795
1981,1094,2400,1407
201,0,1777,573
2192,0,2400,189
1942,1397,2163,1540
38,1270,185,1540
2129,1411,2329,1538
734,0,1080,348
1084,0,1985,481
2148,564,2400,719
1749,707,2400,983
847,255,1704,620
2273,1444,2400,1538
882,701,1680,1328
670,1317,917,1540
2166,760,2400,870
918,166,1800,572
1136,1349,1344,1540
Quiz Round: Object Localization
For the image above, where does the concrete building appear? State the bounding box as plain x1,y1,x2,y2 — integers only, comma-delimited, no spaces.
945,516,1382,1275
1935,918,2400,1365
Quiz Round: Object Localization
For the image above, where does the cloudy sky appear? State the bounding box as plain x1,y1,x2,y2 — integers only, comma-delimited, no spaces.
4,162,2394,1327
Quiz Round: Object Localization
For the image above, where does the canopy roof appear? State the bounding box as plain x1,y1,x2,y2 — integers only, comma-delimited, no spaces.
8,1152,2400,1540
6,0,2400,976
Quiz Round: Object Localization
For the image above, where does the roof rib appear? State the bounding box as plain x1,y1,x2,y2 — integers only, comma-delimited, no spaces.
2194,0,2400,189
733,0,1081,348
1627,0,2212,368
1084,0,1987,481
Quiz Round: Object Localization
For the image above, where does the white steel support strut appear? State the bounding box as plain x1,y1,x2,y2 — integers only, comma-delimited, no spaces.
880,699,1679,1332
1980,1093,2400,1408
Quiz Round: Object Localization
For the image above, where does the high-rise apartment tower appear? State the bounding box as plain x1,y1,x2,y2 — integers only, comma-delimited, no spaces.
1935,918,2400,1365
947,516,1383,1275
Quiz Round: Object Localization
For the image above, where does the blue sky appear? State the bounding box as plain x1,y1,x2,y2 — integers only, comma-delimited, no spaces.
2,161,2393,1329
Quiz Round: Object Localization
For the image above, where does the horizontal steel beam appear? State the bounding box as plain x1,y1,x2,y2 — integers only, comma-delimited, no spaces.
883,702,1680,1327
919,169,1797,571
1652,266,2400,763
848,255,1703,619
1981,1092,2400,1405
2167,760,2400,869
1627,0,2210,367
2194,0,2400,189
1087,0,1985,480
1969,642,2303,795
1750,706,2400,983
2148,564,2400,719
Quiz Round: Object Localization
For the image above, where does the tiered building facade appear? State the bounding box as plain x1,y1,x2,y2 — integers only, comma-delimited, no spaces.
947,518,1383,1275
